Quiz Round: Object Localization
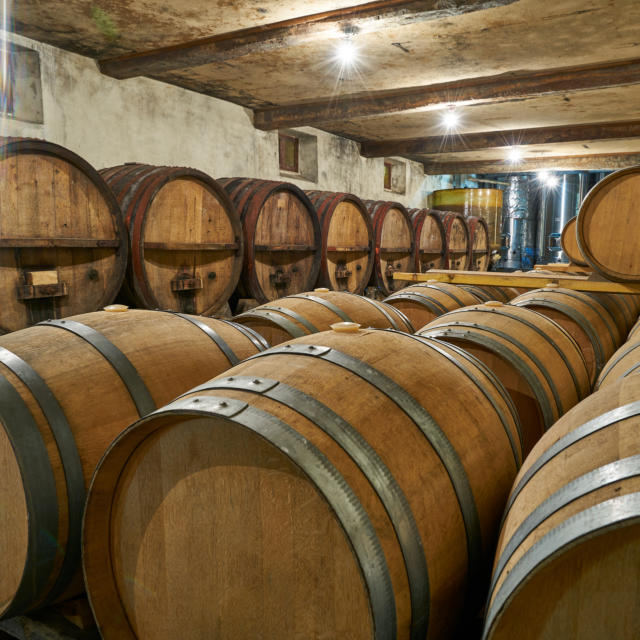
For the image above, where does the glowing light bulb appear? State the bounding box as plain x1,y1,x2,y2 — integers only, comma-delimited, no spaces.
546,174,560,188
336,39,357,66
442,109,460,130
537,170,550,182
507,147,522,163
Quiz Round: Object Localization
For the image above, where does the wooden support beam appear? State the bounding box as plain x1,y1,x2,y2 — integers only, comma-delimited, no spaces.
360,120,640,157
254,58,640,130
421,152,640,175
99,0,517,79
393,270,640,294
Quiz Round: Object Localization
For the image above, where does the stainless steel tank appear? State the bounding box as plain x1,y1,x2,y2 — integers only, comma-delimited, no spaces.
499,176,535,270
536,173,589,264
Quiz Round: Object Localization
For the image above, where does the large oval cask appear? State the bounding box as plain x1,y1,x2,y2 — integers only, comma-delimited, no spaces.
363,200,415,296
305,191,374,293
576,167,640,281
467,216,491,271
101,164,243,314
83,327,521,640
233,289,413,345
383,282,481,329
0,308,266,619
418,302,590,456
436,211,470,270
219,178,321,303
511,286,622,385
559,217,587,266
0,138,127,333
484,375,640,639
408,208,446,272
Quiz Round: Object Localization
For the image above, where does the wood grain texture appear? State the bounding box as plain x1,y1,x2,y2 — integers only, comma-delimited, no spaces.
407,209,446,272
485,374,640,639
467,216,490,271
233,289,413,345
511,286,623,385
101,164,242,314
560,217,587,266
83,327,521,639
418,302,590,456
220,179,321,303
363,200,415,296
0,309,263,618
0,138,127,333
433,211,470,271
305,191,374,293
577,167,640,281
383,282,481,329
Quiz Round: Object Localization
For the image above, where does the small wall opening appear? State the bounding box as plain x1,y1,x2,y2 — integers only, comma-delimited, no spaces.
278,129,318,183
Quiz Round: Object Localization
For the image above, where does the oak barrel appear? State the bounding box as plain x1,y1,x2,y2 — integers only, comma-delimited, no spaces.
219,178,321,303
576,167,640,281
484,374,640,639
101,164,243,315
511,286,622,385
305,191,374,293
460,285,519,303
83,326,522,640
596,333,640,389
436,211,471,270
418,302,590,456
0,308,266,619
383,282,481,329
587,292,640,335
0,137,127,333
233,288,413,345
467,216,491,271
407,208,446,272
363,200,415,296
559,217,587,266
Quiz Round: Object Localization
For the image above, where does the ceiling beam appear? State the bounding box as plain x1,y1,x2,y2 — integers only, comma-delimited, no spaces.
360,120,640,157
422,152,640,175
99,0,517,79
253,58,640,130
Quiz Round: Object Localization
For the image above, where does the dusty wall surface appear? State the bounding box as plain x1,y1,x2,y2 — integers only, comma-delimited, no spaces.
1,32,429,208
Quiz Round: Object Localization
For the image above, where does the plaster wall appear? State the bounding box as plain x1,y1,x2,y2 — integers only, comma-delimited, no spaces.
1,32,429,207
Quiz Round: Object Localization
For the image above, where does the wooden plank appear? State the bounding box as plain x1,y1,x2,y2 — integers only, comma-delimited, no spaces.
326,245,371,252
380,246,413,253
254,58,640,130
98,0,518,79
393,270,640,294
143,241,240,251
361,120,640,158
534,263,593,274
421,152,640,175
0,238,120,248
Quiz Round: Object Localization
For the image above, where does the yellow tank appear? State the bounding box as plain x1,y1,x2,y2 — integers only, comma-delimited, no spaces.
432,188,503,250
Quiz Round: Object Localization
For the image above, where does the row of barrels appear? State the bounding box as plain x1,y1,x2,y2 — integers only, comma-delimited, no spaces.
4,281,638,637
0,137,489,334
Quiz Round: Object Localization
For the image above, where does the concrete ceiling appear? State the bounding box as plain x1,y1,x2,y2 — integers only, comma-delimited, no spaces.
11,0,640,173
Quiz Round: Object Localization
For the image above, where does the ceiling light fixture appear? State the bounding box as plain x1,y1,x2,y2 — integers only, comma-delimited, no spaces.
507,147,522,163
442,108,460,130
336,24,359,67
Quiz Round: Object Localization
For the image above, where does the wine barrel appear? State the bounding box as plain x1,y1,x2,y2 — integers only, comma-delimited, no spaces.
467,216,491,271
511,286,622,385
83,326,522,640
436,211,470,270
383,282,481,329
0,137,127,333
233,288,413,345
484,374,640,639
559,217,587,266
363,200,415,296
305,191,374,293
587,292,640,335
218,178,321,303
407,208,446,272
460,285,519,303
629,317,640,341
101,164,243,315
595,335,640,389
432,188,503,251
418,302,590,456
576,167,640,281
0,308,266,619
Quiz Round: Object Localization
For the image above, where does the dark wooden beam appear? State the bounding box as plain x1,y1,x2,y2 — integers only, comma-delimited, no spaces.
99,0,518,79
254,58,640,130
360,120,640,157
422,152,640,175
